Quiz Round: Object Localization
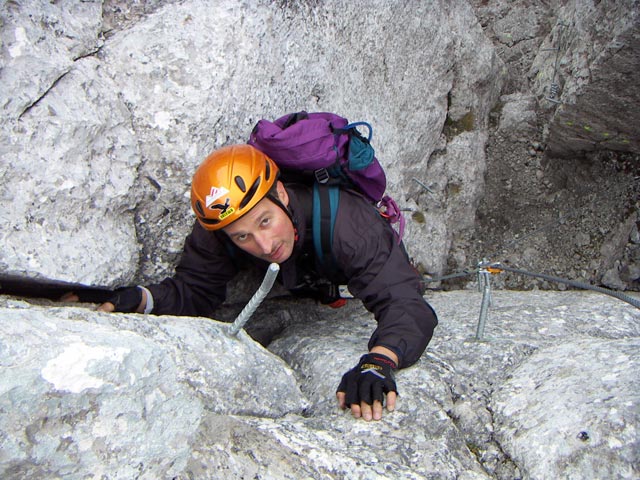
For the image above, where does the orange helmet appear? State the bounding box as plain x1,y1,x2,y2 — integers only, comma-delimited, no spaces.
191,144,279,230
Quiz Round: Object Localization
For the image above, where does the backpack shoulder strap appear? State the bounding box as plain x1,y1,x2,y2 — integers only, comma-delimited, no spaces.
312,183,340,275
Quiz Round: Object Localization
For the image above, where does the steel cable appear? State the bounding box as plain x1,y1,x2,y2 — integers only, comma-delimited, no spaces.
424,264,640,310
494,265,640,309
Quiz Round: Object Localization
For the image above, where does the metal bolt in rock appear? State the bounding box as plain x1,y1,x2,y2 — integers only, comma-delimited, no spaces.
228,263,280,336
475,260,492,341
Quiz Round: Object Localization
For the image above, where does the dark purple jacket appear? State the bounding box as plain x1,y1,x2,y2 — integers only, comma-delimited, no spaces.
147,185,437,368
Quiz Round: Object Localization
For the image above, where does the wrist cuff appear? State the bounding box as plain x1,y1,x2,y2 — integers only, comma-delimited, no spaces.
367,352,398,370
138,286,154,314
374,344,403,368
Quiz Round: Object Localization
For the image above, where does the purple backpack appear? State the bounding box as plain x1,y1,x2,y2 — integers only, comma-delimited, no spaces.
248,111,405,245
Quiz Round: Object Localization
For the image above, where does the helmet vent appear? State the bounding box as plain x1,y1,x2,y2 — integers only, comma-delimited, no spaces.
194,200,205,217
265,161,271,181
235,175,246,192
240,176,261,209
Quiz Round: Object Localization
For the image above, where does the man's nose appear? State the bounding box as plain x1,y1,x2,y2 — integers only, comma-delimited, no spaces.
254,232,273,255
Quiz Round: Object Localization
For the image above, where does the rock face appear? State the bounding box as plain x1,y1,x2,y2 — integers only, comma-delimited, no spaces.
1,0,140,287
1,3,639,476
493,338,639,479
0,0,502,288
530,1,640,157
1,0,637,293
458,0,639,292
1,291,638,479
0,297,307,478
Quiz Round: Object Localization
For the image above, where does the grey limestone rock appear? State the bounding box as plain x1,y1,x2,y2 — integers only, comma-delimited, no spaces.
0,297,307,478
1,0,501,288
1,0,639,475
1,290,639,478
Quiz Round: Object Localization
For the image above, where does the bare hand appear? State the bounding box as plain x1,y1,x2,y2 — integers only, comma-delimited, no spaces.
59,292,117,312
96,302,116,312
59,292,79,303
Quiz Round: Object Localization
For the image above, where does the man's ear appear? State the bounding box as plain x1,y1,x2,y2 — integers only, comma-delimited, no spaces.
276,181,289,207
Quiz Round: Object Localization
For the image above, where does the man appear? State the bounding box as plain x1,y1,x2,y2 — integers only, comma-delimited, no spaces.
76,144,438,421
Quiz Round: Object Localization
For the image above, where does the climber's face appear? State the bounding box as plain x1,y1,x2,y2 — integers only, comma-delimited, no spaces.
223,181,295,264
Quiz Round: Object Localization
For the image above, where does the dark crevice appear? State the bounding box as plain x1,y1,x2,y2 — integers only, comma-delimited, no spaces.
17,70,71,120
73,44,104,62
484,402,523,480
17,44,103,121
442,379,523,479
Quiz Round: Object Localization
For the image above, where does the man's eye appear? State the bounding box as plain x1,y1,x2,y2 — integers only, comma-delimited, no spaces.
235,234,248,242
261,217,270,227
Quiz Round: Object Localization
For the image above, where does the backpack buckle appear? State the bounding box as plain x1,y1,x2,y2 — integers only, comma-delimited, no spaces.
314,168,330,184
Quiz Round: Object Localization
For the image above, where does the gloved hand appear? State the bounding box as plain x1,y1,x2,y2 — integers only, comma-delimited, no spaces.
101,286,143,313
337,352,398,408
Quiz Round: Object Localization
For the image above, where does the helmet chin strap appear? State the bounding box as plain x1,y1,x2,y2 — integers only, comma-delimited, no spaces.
267,190,293,221
266,188,300,243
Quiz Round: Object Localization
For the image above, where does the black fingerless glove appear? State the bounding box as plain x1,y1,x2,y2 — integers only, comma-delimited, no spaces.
105,286,143,313
337,353,398,406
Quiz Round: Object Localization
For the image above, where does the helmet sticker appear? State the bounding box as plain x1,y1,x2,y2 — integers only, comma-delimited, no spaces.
210,197,231,213
206,186,230,208
219,205,235,220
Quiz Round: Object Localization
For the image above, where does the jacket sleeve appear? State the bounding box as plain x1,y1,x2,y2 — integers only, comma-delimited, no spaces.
146,221,238,317
332,191,438,369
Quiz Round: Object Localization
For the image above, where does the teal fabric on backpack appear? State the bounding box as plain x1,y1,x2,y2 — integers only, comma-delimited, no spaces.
312,183,340,274
348,133,375,171
344,121,375,172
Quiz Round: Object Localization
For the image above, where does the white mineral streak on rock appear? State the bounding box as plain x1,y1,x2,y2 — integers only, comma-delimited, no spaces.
41,342,129,393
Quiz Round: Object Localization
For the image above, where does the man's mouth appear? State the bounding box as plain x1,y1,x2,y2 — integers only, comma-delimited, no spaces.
267,244,283,262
